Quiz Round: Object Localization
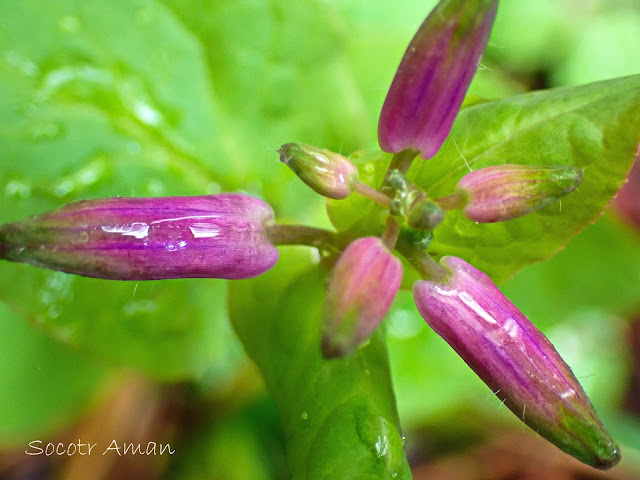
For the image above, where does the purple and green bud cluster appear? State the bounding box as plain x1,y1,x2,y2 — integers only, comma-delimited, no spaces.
0,0,622,471
0,194,278,280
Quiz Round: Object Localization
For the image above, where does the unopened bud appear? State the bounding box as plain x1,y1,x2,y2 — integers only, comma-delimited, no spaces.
278,143,359,199
0,194,279,280
407,196,445,231
413,256,620,470
322,237,402,358
378,0,498,159
456,164,583,222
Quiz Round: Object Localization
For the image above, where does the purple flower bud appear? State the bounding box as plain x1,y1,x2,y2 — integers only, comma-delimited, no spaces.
278,143,359,199
0,194,279,280
413,256,620,470
322,237,402,358
457,164,583,222
378,0,498,159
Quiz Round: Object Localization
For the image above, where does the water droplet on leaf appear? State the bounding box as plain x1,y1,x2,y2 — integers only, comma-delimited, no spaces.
24,120,64,142
58,15,81,33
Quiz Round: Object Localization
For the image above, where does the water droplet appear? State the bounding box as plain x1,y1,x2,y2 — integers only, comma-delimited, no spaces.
5,51,38,76
136,8,154,25
24,120,64,142
132,100,163,126
127,141,142,154
206,182,221,194
356,415,405,477
388,309,424,339
48,304,63,319
147,179,165,195
51,155,107,197
453,218,481,238
364,163,375,174
123,300,158,317
58,15,80,33
5,179,32,198
39,273,74,320
54,179,74,197
300,411,309,420
17,102,37,116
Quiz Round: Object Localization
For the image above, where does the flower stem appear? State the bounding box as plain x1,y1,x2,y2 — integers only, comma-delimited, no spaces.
265,223,338,249
354,181,391,208
395,233,449,282
382,149,418,191
436,191,467,210
380,216,400,250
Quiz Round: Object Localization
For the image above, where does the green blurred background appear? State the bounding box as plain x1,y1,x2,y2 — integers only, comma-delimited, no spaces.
0,0,639,478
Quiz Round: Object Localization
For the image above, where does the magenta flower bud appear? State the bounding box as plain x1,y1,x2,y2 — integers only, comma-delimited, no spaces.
322,237,402,358
0,194,279,280
456,164,583,222
413,256,620,470
278,143,359,199
378,0,498,159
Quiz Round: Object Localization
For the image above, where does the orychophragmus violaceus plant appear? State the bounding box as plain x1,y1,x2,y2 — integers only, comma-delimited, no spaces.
1,0,635,475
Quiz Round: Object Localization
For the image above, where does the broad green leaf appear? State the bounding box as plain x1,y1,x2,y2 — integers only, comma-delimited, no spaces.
229,248,412,480
411,75,640,282
0,301,105,446
329,76,640,284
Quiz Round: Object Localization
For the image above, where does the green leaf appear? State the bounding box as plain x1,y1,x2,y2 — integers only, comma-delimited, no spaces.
0,300,105,445
411,75,640,282
229,248,412,480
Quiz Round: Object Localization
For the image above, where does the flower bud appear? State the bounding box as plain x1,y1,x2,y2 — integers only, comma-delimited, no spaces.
413,256,620,470
322,237,402,358
456,164,583,222
407,195,445,231
0,194,279,280
278,143,359,199
378,0,498,159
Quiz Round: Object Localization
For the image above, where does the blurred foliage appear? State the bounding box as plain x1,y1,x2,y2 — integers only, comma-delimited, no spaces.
0,0,640,479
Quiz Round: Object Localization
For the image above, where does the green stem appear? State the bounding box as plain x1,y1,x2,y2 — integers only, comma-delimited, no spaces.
380,216,400,250
436,191,468,210
382,149,418,189
395,233,449,282
354,181,391,208
265,223,338,249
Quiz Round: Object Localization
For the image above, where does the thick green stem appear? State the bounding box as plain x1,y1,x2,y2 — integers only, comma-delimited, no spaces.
395,232,450,282
265,223,338,249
